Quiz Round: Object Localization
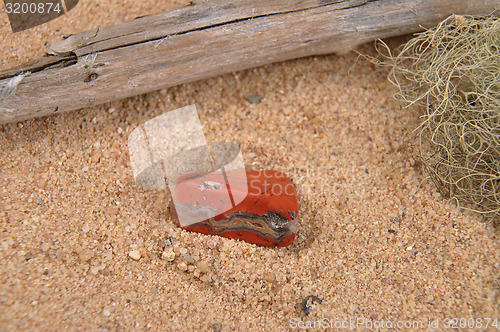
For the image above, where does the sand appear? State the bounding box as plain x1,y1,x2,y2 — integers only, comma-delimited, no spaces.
1,1,499,331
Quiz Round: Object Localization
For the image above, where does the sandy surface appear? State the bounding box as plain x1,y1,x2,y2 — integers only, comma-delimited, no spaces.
1,1,499,331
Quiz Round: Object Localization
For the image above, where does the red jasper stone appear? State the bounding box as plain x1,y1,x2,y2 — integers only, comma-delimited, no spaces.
169,170,298,247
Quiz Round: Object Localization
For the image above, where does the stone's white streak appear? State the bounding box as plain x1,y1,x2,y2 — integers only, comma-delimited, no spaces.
205,181,223,189
197,181,224,191
0,72,30,105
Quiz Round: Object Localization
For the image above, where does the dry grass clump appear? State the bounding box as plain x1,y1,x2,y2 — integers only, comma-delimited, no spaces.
379,15,500,219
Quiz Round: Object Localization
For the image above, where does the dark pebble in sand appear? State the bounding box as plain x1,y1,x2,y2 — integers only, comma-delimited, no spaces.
301,295,322,315
246,94,264,104
212,322,222,332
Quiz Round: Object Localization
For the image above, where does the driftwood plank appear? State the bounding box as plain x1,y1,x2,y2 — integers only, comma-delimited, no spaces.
0,0,498,124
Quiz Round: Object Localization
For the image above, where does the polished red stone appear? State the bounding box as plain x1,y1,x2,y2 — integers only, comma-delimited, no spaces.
169,170,298,246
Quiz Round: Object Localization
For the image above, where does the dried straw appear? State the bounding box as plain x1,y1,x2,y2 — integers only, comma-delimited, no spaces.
378,15,500,219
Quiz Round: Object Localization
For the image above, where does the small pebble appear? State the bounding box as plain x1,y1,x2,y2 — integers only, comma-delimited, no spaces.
246,152,256,159
161,250,176,261
106,206,118,216
301,295,322,315
177,261,188,272
129,250,141,261
246,93,264,104
182,254,195,265
100,268,110,276
102,308,111,317
24,253,33,260
264,272,275,283
158,236,173,249
346,224,355,232
212,322,222,332
206,238,218,249
90,266,99,275
197,261,210,274
79,249,94,262
41,243,50,252
200,274,211,283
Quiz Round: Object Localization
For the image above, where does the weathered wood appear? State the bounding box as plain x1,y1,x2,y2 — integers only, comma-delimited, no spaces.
0,0,498,124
